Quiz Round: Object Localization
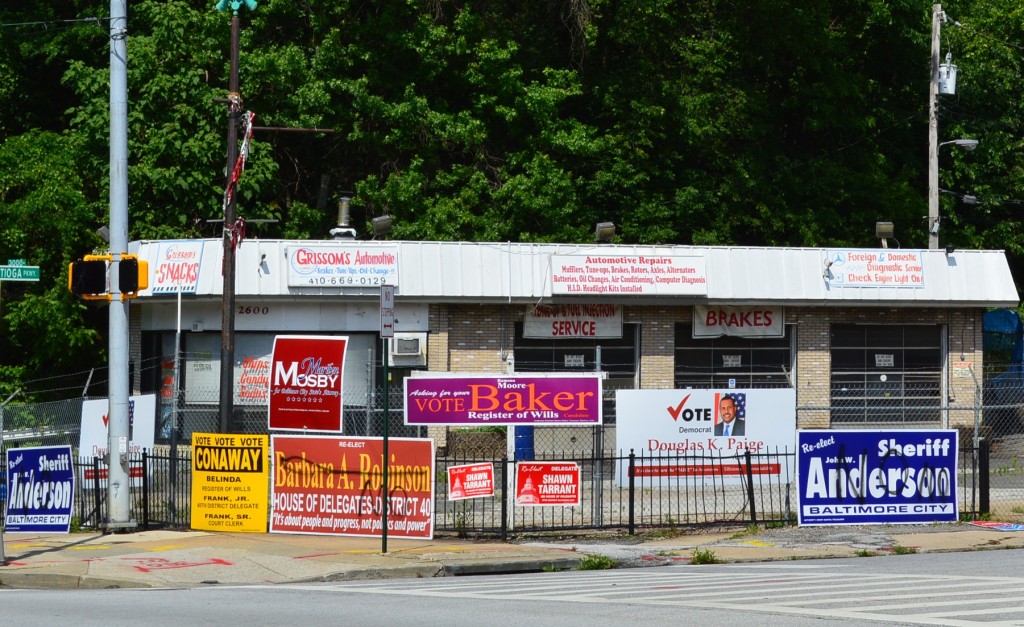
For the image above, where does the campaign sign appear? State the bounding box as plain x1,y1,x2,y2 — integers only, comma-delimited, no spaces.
269,335,347,432
797,430,958,526
191,433,269,533
615,388,796,485
5,445,75,533
447,463,495,500
270,435,434,539
79,394,156,486
405,374,602,426
515,462,580,506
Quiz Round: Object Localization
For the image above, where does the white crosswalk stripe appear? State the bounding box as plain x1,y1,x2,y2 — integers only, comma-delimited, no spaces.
286,563,1024,626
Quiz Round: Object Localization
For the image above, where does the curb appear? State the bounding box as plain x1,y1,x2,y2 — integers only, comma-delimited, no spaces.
441,556,583,576
0,572,152,590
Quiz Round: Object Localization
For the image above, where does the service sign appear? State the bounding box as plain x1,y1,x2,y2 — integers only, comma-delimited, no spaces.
693,305,784,338
191,433,269,533
824,250,925,288
615,389,796,485
405,374,602,426
269,335,347,432
5,445,75,533
270,435,434,539
286,244,398,288
150,240,204,293
523,304,622,339
551,254,707,296
515,462,580,506
447,463,495,500
797,430,958,526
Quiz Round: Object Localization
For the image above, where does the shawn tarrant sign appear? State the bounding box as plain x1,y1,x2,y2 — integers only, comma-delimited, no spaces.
797,430,958,525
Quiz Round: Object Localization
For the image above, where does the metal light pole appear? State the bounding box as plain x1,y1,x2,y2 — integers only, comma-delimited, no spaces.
216,0,256,432
107,0,133,529
928,4,942,250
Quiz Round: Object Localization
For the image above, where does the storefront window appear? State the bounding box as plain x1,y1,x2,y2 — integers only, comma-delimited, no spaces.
829,324,943,424
513,322,638,424
674,324,794,389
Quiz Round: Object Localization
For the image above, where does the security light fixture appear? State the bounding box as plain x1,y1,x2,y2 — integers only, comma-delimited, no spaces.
372,215,394,238
875,221,894,248
595,222,616,243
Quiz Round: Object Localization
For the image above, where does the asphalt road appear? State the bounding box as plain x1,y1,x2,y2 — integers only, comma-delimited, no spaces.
1,549,1020,626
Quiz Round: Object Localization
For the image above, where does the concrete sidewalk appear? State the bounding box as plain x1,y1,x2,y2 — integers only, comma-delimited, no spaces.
1,523,1021,590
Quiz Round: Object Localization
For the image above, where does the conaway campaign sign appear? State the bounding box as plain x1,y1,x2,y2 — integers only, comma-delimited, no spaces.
797,430,958,526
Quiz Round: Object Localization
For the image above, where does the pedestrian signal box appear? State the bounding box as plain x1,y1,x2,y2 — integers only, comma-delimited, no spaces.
68,254,149,300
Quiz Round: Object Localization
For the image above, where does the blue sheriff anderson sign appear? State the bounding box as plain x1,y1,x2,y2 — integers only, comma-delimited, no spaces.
797,430,958,526
5,445,76,533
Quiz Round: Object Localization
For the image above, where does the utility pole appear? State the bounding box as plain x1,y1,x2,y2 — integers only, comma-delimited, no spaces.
928,4,942,250
107,0,133,529
217,0,256,432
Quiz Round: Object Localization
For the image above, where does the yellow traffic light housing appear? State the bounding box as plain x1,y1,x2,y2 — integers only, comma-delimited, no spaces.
119,255,149,294
67,254,148,300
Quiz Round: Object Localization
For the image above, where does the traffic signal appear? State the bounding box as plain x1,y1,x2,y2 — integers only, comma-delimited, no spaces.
68,258,108,295
119,255,149,294
68,254,148,299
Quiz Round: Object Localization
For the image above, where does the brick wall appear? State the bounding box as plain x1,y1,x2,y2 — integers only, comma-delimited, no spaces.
430,303,983,433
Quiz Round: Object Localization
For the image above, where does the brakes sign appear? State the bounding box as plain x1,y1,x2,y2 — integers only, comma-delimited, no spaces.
269,335,348,432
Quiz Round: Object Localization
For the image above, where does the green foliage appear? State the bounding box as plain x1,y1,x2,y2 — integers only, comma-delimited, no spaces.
578,553,617,570
890,545,918,555
4,0,1024,393
690,547,722,565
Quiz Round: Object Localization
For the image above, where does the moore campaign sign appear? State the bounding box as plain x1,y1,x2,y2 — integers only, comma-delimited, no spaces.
5,445,75,533
405,374,602,426
797,430,958,526
615,388,796,485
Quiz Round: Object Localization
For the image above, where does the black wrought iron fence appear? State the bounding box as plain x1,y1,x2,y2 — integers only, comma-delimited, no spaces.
2,441,1008,535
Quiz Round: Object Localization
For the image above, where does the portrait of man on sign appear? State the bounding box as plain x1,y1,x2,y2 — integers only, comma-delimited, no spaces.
713,393,746,437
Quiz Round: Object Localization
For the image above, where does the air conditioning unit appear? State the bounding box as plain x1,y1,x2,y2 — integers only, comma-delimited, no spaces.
389,332,427,367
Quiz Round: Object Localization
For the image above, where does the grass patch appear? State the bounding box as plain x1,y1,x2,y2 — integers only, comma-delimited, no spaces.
691,548,722,564
854,549,877,557
578,554,617,570
891,546,918,555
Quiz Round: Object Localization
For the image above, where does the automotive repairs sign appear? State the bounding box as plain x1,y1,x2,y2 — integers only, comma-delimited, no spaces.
405,374,602,426
269,335,347,432
5,445,75,533
270,435,434,539
191,433,269,533
797,430,958,526
614,388,796,485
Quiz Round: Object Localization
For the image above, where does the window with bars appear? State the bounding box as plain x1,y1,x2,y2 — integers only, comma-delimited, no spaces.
513,322,639,424
674,324,794,389
829,324,943,424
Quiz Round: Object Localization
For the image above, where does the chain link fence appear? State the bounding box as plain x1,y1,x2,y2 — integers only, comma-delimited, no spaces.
2,380,1022,531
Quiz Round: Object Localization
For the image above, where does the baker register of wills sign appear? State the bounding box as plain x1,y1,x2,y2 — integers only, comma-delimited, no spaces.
550,255,707,295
